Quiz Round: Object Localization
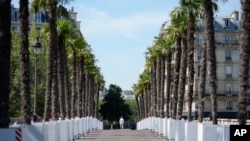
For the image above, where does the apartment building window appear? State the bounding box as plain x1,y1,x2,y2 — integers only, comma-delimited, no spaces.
224,19,230,28
225,49,231,61
224,34,230,44
12,26,19,32
226,83,232,95
226,66,232,78
197,48,202,60
11,11,18,22
226,100,232,110
34,12,42,23
197,66,200,76
196,33,203,44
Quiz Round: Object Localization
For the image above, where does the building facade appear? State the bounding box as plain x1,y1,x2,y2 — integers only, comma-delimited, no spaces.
182,10,250,119
11,5,80,31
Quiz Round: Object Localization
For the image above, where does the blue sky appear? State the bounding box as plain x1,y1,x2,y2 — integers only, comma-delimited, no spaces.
12,0,240,90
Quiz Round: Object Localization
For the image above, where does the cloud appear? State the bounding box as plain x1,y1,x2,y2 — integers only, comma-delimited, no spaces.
75,5,170,40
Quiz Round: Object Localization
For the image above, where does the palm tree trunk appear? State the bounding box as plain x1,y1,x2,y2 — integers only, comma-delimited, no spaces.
135,96,141,120
57,36,65,119
44,2,58,121
63,44,71,119
160,55,165,117
71,49,77,118
238,0,250,125
172,37,182,119
90,75,95,117
146,84,151,117
177,32,188,120
0,0,11,128
82,73,87,117
151,61,157,116
19,0,31,124
95,84,100,118
77,56,84,117
198,42,207,123
187,12,195,121
156,58,161,117
203,0,217,124
165,54,172,118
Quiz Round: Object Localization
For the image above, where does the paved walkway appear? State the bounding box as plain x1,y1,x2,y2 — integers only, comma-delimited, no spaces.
75,129,168,141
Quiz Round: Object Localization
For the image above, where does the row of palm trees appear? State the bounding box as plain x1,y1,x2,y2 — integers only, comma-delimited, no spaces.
0,0,105,128
133,0,250,125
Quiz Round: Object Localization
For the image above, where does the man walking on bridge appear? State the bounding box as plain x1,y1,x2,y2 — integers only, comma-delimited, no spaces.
119,117,124,129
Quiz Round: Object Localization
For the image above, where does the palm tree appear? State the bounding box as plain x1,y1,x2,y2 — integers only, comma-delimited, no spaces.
176,29,188,120
198,36,207,123
67,36,87,117
31,0,72,121
168,8,187,119
134,69,151,119
0,0,11,128
238,0,250,125
19,0,32,124
197,0,218,123
147,46,161,117
181,0,203,121
155,33,175,118
57,19,74,119
202,0,218,124
94,70,105,118
132,84,142,119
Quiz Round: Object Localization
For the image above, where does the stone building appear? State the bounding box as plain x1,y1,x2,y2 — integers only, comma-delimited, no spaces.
182,10,250,119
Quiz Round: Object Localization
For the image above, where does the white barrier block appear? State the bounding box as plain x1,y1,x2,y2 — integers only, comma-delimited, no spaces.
159,118,163,135
47,121,58,141
217,125,229,141
58,120,68,141
0,128,21,141
185,122,198,141
198,123,217,141
67,119,74,141
176,120,185,141
167,118,176,140
22,124,44,141
163,118,167,138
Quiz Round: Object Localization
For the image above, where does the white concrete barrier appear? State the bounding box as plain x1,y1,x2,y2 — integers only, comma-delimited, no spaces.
217,125,229,141
0,127,22,141
47,121,59,141
167,118,176,140
185,121,198,141
2,117,103,141
158,118,163,135
163,118,167,138
57,120,69,141
175,120,185,141
198,123,218,141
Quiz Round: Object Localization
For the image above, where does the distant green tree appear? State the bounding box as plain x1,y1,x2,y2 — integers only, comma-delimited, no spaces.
99,84,132,123
125,99,138,122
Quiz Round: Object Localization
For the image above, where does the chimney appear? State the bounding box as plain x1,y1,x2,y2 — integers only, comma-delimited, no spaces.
230,10,239,21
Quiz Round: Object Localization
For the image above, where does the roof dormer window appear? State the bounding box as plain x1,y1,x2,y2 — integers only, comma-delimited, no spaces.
224,19,230,28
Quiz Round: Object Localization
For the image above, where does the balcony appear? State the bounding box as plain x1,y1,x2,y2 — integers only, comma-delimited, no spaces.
197,91,238,96
225,57,232,61
226,74,232,79
195,39,239,46
215,40,239,46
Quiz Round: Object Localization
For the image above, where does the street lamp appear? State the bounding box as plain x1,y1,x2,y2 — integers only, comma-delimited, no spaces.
32,28,42,121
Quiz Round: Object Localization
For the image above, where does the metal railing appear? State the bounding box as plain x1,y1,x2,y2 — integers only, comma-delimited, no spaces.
195,39,239,45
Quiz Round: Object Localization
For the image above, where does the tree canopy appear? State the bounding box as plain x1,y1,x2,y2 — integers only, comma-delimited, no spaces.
99,84,132,122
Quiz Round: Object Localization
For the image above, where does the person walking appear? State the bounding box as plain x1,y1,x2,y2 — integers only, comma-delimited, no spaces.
119,117,124,129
